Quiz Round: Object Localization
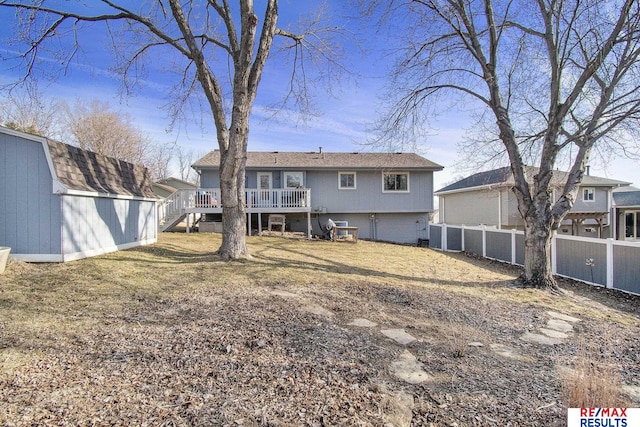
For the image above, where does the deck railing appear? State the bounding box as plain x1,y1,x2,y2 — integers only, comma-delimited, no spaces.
159,188,310,224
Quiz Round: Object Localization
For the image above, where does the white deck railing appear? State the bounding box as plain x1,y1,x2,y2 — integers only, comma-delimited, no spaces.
158,188,310,225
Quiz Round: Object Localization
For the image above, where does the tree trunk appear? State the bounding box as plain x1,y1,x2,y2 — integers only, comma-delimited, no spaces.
217,124,250,260
517,214,562,294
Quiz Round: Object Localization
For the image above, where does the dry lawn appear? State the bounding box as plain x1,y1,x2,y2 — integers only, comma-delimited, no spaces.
0,232,638,426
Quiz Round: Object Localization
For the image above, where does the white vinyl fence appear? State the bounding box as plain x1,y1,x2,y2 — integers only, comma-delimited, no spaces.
429,224,640,296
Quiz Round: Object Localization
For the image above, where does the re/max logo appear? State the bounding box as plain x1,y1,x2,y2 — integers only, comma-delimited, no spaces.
581,408,628,417
567,408,639,427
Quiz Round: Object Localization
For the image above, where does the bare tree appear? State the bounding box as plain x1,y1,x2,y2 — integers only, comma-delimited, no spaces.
364,0,640,292
146,141,176,182
0,1,343,259
176,146,199,184
63,99,150,166
0,83,61,137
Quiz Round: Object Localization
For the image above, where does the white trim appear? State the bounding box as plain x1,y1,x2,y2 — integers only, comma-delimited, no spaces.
10,254,64,263
338,171,357,190
283,171,304,189
62,188,158,202
582,187,595,202
8,238,157,263
382,171,410,193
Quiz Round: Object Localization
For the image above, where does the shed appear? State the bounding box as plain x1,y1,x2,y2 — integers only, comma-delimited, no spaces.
0,126,157,262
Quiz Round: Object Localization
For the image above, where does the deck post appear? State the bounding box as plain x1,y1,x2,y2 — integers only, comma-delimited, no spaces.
186,213,190,233
258,214,262,236
307,212,312,239
247,213,252,236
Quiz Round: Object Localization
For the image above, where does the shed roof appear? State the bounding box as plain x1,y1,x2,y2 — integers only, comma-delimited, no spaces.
47,139,155,198
613,190,640,207
436,166,630,194
193,150,443,170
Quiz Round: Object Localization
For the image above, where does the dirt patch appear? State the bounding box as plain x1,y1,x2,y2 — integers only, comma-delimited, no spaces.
0,234,638,426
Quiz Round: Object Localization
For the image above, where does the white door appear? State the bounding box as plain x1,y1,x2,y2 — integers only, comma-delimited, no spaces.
257,172,272,207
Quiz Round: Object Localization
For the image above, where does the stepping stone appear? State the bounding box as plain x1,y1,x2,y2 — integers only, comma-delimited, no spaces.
546,318,574,333
538,328,568,339
468,342,484,347
381,390,414,427
301,303,334,318
520,332,564,345
489,343,528,360
389,350,431,384
547,311,580,323
381,329,416,345
348,318,378,328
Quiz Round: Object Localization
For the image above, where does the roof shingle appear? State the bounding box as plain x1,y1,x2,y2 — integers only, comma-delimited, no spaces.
47,140,155,198
192,150,443,170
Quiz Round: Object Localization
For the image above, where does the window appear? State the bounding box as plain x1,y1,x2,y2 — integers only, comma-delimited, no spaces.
383,172,409,192
338,172,356,189
582,188,595,202
284,171,304,188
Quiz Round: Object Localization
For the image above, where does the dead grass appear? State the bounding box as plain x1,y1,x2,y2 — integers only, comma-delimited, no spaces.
0,232,638,426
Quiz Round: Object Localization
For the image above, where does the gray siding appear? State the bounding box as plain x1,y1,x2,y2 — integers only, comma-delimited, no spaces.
201,169,435,213
572,187,610,214
0,133,62,256
61,196,156,257
441,190,499,226
306,170,434,213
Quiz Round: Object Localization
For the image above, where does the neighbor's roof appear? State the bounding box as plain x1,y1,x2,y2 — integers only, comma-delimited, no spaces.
192,150,443,170
47,139,155,198
613,190,640,207
436,166,631,194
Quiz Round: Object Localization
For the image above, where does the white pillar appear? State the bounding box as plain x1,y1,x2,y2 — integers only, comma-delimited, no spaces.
511,229,517,265
307,212,312,239
606,238,614,289
258,214,262,236
551,231,557,275
186,213,190,233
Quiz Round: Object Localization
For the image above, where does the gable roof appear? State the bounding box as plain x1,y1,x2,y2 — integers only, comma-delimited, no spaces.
46,139,156,198
193,150,443,170
436,166,631,194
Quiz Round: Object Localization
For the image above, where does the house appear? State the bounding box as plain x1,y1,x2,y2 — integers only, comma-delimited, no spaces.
152,177,198,199
158,149,443,244
435,166,631,238
0,126,158,262
612,187,640,241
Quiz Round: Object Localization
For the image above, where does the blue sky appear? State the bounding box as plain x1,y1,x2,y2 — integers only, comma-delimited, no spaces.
0,1,638,192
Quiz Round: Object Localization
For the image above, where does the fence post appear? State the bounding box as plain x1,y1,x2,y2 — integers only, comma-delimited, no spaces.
461,225,466,252
551,231,557,275
511,229,516,265
442,223,447,251
482,225,487,258
606,238,614,289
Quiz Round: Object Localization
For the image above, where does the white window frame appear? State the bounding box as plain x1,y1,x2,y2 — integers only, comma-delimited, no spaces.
582,187,595,202
382,172,410,193
284,171,304,189
338,171,357,190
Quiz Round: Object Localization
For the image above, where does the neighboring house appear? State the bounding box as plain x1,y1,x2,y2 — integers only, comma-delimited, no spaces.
435,166,631,238
159,149,443,244
0,126,157,262
152,177,198,199
612,187,640,241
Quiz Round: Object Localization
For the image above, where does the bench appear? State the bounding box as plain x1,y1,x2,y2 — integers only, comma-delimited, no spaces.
268,214,286,235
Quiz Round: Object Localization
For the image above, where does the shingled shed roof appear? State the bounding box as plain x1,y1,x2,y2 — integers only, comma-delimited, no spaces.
47,139,155,198
193,150,443,170
613,190,640,207
436,166,630,194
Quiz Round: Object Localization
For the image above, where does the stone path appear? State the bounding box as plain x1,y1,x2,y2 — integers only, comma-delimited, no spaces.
520,311,580,345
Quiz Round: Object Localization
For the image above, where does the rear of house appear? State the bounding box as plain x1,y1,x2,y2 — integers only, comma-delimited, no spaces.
0,126,157,262
190,150,443,244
